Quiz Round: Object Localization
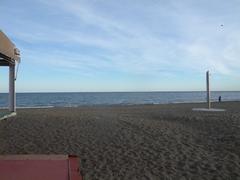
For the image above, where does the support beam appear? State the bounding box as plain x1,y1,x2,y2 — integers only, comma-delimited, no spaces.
9,64,16,112
0,52,15,65
206,71,211,109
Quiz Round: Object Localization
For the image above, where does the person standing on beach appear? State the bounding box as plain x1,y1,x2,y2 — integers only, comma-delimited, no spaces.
218,96,222,102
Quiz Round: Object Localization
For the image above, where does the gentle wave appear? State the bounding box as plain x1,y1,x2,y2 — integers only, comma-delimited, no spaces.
17,106,55,109
0,106,55,109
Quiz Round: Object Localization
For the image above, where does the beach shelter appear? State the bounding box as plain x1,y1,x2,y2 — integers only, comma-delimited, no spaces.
0,30,20,118
0,31,83,179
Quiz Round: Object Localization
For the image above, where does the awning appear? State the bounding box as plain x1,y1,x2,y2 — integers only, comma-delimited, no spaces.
0,30,20,65
0,30,21,113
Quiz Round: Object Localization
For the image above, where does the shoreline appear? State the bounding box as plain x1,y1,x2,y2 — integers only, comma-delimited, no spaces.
0,100,239,110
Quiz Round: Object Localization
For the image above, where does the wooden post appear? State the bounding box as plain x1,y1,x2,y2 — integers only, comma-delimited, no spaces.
9,64,16,112
206,71,211,109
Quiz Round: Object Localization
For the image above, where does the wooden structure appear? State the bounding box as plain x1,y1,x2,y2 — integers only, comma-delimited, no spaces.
206,71,211,109
0,155,82,180
192,70,225,112
0,31,83,179
0,30,20,116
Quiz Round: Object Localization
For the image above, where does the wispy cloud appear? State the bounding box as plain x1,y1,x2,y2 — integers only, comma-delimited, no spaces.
1,0,240,91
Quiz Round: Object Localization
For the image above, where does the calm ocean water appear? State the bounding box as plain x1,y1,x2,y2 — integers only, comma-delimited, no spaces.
0,92,240,108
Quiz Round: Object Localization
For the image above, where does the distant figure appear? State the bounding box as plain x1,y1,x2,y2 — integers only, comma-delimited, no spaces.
218,96,222,102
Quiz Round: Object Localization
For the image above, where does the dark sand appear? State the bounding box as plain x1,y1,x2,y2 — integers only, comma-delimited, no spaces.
0,102,240,179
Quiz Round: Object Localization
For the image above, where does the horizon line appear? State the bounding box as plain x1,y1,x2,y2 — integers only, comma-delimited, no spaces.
0,90,240,93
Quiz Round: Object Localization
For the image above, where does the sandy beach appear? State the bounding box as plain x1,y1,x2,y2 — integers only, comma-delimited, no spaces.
0,102,240,179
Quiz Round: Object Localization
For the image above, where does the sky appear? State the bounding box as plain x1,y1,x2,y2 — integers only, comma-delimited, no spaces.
1,0,240,92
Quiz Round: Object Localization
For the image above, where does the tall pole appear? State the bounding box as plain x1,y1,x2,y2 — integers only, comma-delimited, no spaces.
206,71,211,109
9,64,16,112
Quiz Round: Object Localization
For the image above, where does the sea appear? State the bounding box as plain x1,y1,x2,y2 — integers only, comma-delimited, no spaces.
0,91,240,108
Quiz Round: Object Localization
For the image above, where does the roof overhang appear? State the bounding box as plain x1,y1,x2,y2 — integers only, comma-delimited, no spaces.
0,30,20,66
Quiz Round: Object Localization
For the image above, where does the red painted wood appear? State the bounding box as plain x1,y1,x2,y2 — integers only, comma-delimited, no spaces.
0,155,82,180
69,155,83,180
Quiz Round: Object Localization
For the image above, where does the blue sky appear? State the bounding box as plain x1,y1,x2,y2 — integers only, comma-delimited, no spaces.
1,0,240,92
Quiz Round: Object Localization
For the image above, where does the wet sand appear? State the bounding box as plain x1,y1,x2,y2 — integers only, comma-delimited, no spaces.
0,102,240,179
